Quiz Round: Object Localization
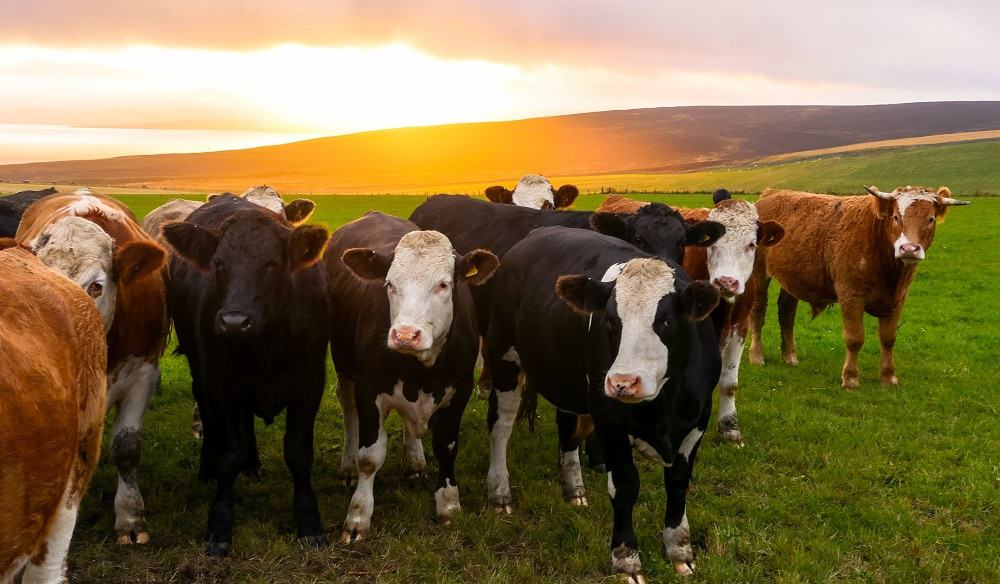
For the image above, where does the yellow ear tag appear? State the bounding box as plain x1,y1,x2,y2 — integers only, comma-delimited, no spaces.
700,234,711,243
465,266,479,278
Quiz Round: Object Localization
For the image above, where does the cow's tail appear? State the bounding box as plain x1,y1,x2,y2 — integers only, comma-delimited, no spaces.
514,372,538,431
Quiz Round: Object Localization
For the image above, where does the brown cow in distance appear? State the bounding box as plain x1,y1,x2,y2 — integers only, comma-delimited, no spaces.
0,247,107,583
597,190,784,444
15,188,168,545
749,186,970,388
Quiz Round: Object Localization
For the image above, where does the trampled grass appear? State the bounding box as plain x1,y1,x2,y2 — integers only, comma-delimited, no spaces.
65,194,999,583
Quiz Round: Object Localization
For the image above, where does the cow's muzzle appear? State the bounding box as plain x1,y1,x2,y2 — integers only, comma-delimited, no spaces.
605,373,647,403
713,276,740,298
897,242,924,263
216,311,253,335
389,325,427,352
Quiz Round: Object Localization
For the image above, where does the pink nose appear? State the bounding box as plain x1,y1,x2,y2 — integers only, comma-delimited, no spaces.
900,243,922,258
391,326,422,348
606,374,642,399
713,276,739,296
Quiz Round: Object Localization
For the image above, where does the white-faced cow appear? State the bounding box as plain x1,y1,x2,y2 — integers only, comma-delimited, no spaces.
0,187,58,237
484,174,579,209
0,246,106,583
163,195,331,555
750,186,969,388
15,189,167,545
598,190,785,444
326,212,498,542
484,226,720,580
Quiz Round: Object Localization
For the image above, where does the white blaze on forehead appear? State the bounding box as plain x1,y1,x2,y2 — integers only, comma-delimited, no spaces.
511,174,555,209
60,192,125,222
894,186,937,218
32,216,117,332
706,200,760,298
241,185,284,214
607,258,675,400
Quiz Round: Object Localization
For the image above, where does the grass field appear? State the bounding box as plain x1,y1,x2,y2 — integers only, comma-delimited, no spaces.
64,193,999,583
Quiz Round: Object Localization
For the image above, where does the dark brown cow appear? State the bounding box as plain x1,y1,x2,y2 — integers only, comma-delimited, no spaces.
749,186,969,388
0,247,107,582
16,189,167,544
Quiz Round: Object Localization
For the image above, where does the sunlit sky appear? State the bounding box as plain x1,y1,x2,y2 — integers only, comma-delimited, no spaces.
2,0,999,162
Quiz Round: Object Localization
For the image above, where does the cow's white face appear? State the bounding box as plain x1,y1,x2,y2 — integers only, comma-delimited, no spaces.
241,185,284,214
385,231,458,365
705,200,759,301
32,216,117,332
512,174,555,209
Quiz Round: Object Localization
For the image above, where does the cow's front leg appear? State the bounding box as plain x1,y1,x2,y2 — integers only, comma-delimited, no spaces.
663,426,705,575
777,288,800,366
604,432,643,582
402,422,427,478
108,358,157,545
486,384,521,514
878,310,902,386
284,388,326,547
335,378,359,485
556,410,588,506
341,395,386,543
431,385,471,525
205,463,239,557
839,297,865,388
716,330,746,445
748,271,771,365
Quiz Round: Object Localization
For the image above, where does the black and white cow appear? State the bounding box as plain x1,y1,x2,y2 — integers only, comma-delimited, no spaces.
163,195,331,556
326,212,498,542
485,226,721,580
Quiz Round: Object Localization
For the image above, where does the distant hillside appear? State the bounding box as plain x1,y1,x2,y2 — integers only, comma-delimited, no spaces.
2,102,1000,193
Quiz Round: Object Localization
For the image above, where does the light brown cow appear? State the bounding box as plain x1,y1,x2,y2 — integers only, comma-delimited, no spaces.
16,189,167,545
0,247,107,583
597,191,784,443
749,186,969,388
484,174,579,209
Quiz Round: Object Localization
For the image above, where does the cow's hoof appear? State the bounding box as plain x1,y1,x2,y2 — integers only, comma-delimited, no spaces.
616,572,647,583
492,504,513,515
299,533,328,548
192,429,203,439
476,386,491,400
748,353,764,366
205,541,230,557
719,428,744,445
881,375,899,386
673,560,695,575
115,529,150,545
339,528,365,544
842,377,859,389
567,496,588,507
783,355,799,367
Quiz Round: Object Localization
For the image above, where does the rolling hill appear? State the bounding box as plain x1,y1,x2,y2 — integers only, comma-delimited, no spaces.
2,101,1000,193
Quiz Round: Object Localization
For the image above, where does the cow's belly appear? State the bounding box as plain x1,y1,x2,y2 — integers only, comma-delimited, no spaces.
375,381,455,436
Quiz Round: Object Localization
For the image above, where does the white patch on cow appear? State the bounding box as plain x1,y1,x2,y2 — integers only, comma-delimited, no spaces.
447,441,456,452
32,216,117,332
434,478,461,520
344,422,387,537
606,259,675,401
717,333,744,424
107,358,157,538
61,193,125,221
20,480,79,584
607,472,617,499
678,427,704,461
501,346,521,366
611,543,643,576
663,513,693,563
241,185,284,214
893,232,924,260
559,448,586,500
706,200,760,300
487,388,521,507
375,381,454,438
629,434,672,467
895,187,936,218
385,230,457,366
511,174,555,209
601,262,627,282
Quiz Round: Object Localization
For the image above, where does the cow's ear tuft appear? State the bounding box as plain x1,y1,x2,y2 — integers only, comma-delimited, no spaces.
284,199,316,226
588,212,629,240
686,220,725,247
288,225,328,271
757,221,785,246
553,184,580,209
162,222,218,270
681,281,720,321
457,249,499,286
342,248,392,281
484,186,514,204
115,240,166,284
556,274,613,315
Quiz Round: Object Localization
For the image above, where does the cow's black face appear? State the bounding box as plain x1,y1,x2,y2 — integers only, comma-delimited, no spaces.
590,204,724,264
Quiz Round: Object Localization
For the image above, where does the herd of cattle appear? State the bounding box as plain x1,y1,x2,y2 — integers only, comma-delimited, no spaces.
0,174,969,582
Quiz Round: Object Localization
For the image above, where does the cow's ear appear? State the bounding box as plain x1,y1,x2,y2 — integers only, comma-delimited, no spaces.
589,212,629,240
686,220,725,247
284,199,316,226
115,240,166,284
342,248,393,281
456,249,499,286
553,185,580,209
556,274,613,315
757,221,785,246
288,225,328,271
162,222,218,270
484,186,514,204
681,281,720,321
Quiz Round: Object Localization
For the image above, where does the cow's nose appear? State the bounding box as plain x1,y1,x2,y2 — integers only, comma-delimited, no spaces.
390,326,422,349
900,243,923,258
606,374,642,399
217,311,252,334
713,276,739,296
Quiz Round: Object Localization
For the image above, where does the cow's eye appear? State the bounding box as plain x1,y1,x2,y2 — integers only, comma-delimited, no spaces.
893,215,902,224
385,281,396,293
928,216,936,224
86,281,103,298
438,281,450,292
748,242,757,250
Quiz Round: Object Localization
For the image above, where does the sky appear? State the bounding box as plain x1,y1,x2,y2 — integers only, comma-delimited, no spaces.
1,0,999,162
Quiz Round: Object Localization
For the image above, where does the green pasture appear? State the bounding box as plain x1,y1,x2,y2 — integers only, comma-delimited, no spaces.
65,193,999,583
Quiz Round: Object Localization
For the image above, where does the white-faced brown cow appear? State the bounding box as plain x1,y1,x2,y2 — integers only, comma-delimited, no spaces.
598,190,785,444
15,189,168,545
749,186,969,388
484,174,580,210
0,247,107,583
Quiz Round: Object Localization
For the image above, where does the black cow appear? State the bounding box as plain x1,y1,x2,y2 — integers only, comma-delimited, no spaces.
162,195,331,556
0,187,57,236
485,226,721,581
326,212,498,542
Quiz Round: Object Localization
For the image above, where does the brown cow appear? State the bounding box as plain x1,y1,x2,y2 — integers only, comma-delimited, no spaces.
749,186,970,388
484,174,579,209
597,190,785,444
0,247,107,582
16,189,167,544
